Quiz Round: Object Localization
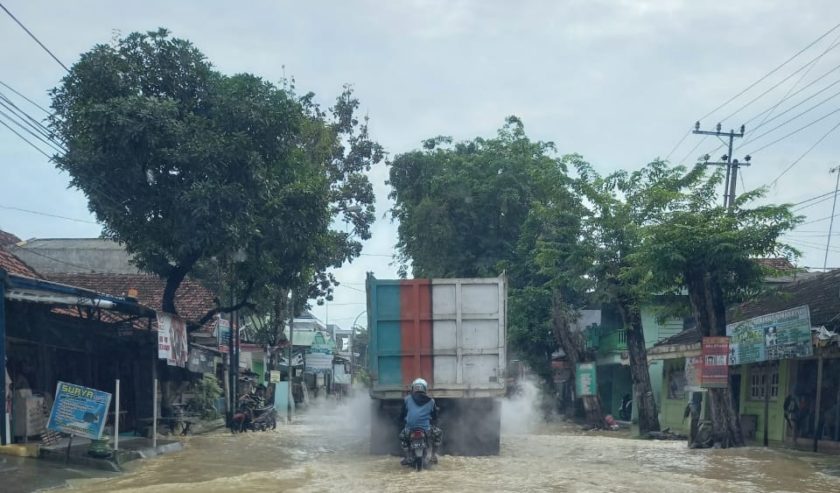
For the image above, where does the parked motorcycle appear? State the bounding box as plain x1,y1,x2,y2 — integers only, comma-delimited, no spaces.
232,394,277,433
408,428,431,471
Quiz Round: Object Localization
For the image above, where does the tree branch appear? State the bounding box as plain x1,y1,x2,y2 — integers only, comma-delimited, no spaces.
193,279,257,331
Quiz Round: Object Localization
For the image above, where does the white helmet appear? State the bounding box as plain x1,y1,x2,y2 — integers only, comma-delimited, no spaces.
411,378,428,393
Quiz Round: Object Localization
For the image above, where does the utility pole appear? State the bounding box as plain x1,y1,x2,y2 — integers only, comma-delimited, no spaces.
824,166,840,270
693,122,749,208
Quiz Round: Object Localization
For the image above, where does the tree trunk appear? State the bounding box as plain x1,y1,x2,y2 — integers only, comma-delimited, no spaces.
619,300,660,434
686,270,745,447
551,292,605,426
161,252,200,315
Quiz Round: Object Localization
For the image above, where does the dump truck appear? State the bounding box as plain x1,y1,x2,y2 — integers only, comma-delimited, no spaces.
366,273,507,456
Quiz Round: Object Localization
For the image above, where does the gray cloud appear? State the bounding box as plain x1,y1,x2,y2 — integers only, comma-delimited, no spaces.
1,0,839,326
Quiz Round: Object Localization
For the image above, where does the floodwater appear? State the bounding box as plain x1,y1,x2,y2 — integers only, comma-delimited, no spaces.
59,389,840,493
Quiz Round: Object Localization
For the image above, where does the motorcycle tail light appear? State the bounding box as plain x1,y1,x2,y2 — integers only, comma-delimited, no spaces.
411,431,425,438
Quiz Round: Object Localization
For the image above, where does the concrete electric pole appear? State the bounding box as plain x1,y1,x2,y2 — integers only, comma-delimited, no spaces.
692,122,749,208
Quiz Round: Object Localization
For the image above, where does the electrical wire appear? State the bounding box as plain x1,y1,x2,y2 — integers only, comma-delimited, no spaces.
748,107,840,156
0,108,62,154
719,40,840,123
0,204,98,224
698,21,840,122
767,117,840,186
741,87,840,149
0,116,50,158
0,80,51,114
0,2,69,72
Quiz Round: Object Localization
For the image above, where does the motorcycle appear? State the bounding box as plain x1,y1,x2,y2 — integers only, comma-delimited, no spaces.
232,394,277,433
408,428,431,471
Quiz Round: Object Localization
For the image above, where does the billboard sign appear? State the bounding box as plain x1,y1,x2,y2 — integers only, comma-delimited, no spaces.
726,305,812,365
47,382,112,440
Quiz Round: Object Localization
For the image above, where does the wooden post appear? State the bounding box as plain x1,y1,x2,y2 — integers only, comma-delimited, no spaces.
763,362,770,447
834,382,840,442
65,434,74,464
114,379,120,451
152,377,158,450
813,356,824,452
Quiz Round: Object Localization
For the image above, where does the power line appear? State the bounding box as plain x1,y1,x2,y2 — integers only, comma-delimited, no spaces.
743,61,840,127
0,80,51,114
677,135,706,165
718,39,840,123
665,129,692,161
0,2,69,72
0,107,62,154
698,21,840,122
0,204,98,224
749,32,840,131
767,117,840,186
793,190,837,207
748,106,840,156
740,88,840,149
0,116,50,158
0,89,61,144
793,194,835,212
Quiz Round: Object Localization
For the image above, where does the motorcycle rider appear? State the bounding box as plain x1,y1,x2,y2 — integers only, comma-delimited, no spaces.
399,377,442,465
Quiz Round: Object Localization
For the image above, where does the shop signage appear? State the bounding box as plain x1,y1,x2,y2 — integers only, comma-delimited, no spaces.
305,343,333,373
701,337,729,388
575,362,597,396
216,318,231,353
47,381,111,440
726,305,812,365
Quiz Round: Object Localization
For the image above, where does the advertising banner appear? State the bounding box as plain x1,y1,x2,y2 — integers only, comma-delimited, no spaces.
47,381,111,439
726,305,812,365
305,343,333,373
684,356,702,392
701,337,729,388
216,318,231,353
575,362,597,397
158,313,188,367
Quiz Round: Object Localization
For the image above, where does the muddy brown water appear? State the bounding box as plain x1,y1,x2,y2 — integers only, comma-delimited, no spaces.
59,395,840,493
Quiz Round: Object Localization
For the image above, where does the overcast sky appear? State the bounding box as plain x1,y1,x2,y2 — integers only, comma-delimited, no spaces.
2,1,840,328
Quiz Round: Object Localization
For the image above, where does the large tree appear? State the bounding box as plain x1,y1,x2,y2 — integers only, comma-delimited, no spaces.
569,158,701,434
49,29,381,323
388,117,584,381
632,168,800,447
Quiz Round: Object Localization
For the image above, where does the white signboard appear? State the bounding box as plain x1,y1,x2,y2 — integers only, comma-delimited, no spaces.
157,313,188,367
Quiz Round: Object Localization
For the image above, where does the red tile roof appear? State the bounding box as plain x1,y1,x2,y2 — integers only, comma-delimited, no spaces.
0,248,41,278
0,230,21,247
46,273,217,330
756,257,796,271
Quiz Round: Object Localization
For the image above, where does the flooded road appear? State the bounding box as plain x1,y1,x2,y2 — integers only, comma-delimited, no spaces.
60,394,840,493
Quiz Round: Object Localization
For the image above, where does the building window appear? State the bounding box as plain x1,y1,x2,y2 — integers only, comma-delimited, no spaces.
749,365,779,401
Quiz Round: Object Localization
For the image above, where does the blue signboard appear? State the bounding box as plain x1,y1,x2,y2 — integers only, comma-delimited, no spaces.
47,381,112,439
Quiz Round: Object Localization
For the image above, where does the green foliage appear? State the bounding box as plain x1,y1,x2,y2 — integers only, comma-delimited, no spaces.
631,166,802,309
186,374,223,419
388,117,584,375
49,29,382,318
389,116,578,280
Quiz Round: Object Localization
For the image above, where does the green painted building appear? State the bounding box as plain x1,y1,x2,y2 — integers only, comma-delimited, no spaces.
585,303,686,419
